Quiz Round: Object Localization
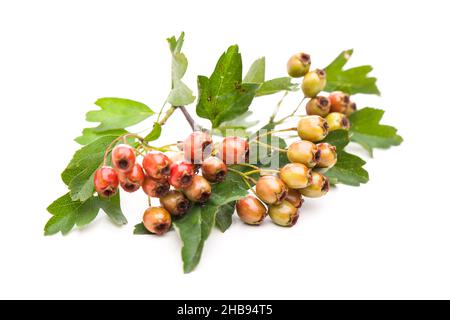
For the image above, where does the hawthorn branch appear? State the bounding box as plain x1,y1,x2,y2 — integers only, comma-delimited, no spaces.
178,106,202,131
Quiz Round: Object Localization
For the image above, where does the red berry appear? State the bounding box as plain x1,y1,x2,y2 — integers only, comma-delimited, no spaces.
118,163,145,193
183,131,213,164
111,144,136,173
217,136,249,165
142,177,170,198
183,175,212,203
329,91,350,113
94,166,119,198
169,161,195,189
142,152,172,180
201,156,228,182
160,191,191,217
236,195,267,225
143,207,172,235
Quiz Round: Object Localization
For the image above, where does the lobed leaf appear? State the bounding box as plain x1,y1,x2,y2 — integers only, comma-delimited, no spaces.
320,129,350,152
255,77,298,97
324,151,369,186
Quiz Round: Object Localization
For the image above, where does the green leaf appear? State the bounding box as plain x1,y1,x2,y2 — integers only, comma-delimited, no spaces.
173,174,247,273
144,123,162,142
324,151,369,186
86,98,154,132
97,193,127,225
75,128,128,146
256,77,298,97
244,57,265,83
196,45,259,128
133,223,153,235
167,81,196,106
349,107,403,156
215,201,236,233
320,129,349,152
324,49,380,95
251,123,289,169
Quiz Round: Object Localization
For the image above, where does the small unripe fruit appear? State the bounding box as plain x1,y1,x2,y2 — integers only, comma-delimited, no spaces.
329,91,350,113
297,115,329,142
94,166,119,198
183,131,213,164
217,136,249,165
255,175,287,205
287,140,320,168
287,52,311,78
169,161,195,189
183,175,212,203
143,207,172,235
300,172,330,198
111,144,136,173
280,163,312,189
142,177,170,198
285,189,304,208
325,112,350,131
301,69,327,98
346,102,357,116
268,200,299,227
160,190,191,217
201,156,228,183
118,163,145,193
236,195,267,225
305,96,331,117
142,152,172,180
316,143,337,168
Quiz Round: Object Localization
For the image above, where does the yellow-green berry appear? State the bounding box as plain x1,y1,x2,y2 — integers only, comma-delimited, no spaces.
268,200,299,227
300,172,330,198
287,52,311,78
301,69,327,97
297,115,329,142
287,140,320,168
280,163,312,189
325,112,350,131
316,143,337,168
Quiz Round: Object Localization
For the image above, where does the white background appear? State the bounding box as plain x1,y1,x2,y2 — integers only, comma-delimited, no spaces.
1,0,449,300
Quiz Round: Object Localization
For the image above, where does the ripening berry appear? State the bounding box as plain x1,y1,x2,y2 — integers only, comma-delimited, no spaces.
287,140,320,168
94,166,119,198
236,195,267,225
300,172,330,198
316,143,337,168
297,115,329,142
142,152,172,180
305,96,331,117
111,144,136,173
217,136,249,165
255,175,287,205
346,102,357,116
325,112,350,131
183,175,212,203
329,91,350,113
301,69,327,98
201,156,228,182
285,189,304,209
183,131,213,164
143,207,172,235
268,200,299,227
118,163,145,193
142,176,170,198
160,190,191,217
169,161,195,189
280,163,312,189
287,52,311,78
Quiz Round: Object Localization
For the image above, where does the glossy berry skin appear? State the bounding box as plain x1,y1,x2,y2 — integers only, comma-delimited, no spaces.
201,156,228,183
301,69,327,98
297,115,329,142
142,177,170,198
160,190,191,217
287,140,320,168
346,102,357,116
183,175,212,204
325,112,350,131
255,175,287,205
316,143,337,168
143,207,172,235
183,131,213,164
111,144,136,173
285,189,304,209
236,195,267,225
268,200,299,227
300,172,330,198
280,163,312,189
287,52,311,78
217,136,249,165
329,91,350,113
142,152,172,180
118,163,145,193
94,166,119,198
305,96,331,117
169,161,195,189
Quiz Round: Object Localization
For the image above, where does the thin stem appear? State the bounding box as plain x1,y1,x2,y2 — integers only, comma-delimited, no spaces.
233,163,260,170
228,168,258,185
269,91,289,123
251,127,297,143
251,140,288,153
178,105,200,131
157,106,176,126
156,97,169,123
244,169,279,176
273,96,306,125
